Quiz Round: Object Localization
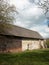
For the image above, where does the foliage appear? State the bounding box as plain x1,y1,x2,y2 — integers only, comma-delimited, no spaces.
0,0,18,23
46,39,49,48
0,49,49,65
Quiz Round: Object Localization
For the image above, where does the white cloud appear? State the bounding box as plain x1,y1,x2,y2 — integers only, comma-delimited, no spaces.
10,0,49,38
23,6,42,16
10,0,30,10
14,21,28,27
40,32,48,38
30,25,49,38
45,27,49,32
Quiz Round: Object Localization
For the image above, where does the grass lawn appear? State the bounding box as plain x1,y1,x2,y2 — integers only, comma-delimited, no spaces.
0,49,49,65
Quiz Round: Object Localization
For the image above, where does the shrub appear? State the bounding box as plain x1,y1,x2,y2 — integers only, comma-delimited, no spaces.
46,39,49,48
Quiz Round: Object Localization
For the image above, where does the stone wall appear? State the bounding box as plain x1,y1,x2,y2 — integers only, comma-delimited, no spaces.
0,35,47,53
22,40,46,51
0,35,22,53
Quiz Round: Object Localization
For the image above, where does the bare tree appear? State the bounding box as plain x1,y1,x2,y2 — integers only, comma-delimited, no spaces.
36,0,49,27
29,0,49,14
29,0,49,27
0,0,18,23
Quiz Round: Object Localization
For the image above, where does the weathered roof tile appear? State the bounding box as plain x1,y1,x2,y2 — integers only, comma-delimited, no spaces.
0,22,43,39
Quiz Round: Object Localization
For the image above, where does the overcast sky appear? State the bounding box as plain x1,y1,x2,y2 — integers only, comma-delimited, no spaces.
10,0,49,38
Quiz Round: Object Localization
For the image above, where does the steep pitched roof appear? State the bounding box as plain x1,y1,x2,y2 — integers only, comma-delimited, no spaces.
0,22,43,39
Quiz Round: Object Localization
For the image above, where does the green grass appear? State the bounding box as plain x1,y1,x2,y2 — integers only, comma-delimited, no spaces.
0,49,49,65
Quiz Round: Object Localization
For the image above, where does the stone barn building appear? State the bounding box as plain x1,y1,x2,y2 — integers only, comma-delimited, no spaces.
0,23,47,53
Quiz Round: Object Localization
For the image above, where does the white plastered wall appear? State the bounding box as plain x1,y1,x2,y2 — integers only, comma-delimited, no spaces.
22,40,44,51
